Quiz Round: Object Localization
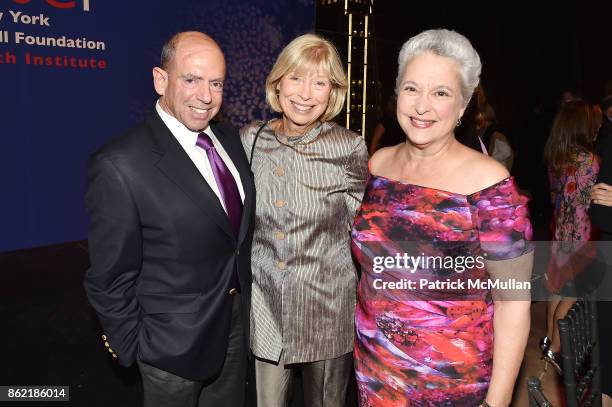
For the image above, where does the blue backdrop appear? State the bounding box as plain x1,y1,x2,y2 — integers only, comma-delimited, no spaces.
0,0,314,252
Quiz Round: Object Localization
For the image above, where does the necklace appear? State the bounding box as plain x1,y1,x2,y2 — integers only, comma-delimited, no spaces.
273,119,324,146
276,119,321,138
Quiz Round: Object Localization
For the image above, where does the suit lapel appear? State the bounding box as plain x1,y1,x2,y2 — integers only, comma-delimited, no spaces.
211,123,254,246
147,114,235,240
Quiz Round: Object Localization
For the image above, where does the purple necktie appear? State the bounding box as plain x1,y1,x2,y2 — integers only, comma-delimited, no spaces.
196,132,243,237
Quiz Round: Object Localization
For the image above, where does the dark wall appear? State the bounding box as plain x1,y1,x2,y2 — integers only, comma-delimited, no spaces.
370,0,612,131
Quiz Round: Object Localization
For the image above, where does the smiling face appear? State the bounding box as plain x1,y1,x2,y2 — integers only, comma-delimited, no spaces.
277,70,331,136
396,52,466,148
153,33,225,132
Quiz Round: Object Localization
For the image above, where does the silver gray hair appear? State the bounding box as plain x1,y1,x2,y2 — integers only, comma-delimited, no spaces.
395,29,482,106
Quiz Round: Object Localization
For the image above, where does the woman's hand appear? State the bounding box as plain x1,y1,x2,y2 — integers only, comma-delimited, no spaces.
591,183,612,207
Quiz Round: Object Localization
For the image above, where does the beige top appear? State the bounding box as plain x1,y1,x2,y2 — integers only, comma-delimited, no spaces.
240,120,368,363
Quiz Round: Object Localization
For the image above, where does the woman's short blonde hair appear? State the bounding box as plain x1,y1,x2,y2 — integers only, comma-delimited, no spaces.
265,34,347,122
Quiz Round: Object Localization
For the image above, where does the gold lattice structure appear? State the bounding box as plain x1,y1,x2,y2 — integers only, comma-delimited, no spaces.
317,0,375,138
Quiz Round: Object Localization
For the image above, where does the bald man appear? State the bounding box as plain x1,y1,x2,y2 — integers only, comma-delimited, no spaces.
84,31,254,406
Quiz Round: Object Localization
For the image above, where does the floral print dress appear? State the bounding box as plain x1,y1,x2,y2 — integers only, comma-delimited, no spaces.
351,174,532,406
544,150,600,293
549,150,600,241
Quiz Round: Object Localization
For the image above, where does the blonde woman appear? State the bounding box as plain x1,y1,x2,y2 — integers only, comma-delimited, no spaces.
240,34,368,407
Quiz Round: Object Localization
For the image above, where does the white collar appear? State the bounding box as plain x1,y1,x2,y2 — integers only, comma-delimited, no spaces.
155,100,213,146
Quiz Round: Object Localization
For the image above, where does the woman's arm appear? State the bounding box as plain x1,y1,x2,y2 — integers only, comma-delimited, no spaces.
484,252,533,407
489,132,514,171
344,134,369,216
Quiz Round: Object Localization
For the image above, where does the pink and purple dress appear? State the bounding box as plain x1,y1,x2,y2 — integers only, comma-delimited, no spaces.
351,174,532,407
548,150,599,241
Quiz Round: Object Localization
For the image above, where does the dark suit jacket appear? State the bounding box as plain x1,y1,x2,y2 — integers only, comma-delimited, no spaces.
84,111,254,381
592,119,612,239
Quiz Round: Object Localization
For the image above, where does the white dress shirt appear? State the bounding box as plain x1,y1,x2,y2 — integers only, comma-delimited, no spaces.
156,101,245,213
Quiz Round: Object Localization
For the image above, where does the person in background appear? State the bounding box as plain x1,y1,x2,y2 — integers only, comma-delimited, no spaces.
475,103,514,171
369,96,405,154
240,33,368,407
590,95,612,407
352,29,533,407
595,95,612,150
541,100,601,374
512,94,557,235
456,85,513,171
559,88,582,107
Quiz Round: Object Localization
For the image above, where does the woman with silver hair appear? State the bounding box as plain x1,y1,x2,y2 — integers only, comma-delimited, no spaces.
351,29,533,406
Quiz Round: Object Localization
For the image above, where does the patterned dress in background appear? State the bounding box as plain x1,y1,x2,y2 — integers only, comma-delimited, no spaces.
351,175,532,407
545,150,600,294
549,150,600,241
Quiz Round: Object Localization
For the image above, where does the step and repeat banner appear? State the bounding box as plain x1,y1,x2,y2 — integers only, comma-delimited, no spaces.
0,0,314,252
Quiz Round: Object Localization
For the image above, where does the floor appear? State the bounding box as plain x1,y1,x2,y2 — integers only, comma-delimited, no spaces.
512,301,566,407
0,241,572,406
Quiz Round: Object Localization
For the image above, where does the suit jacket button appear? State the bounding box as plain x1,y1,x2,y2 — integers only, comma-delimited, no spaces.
228,288,238,296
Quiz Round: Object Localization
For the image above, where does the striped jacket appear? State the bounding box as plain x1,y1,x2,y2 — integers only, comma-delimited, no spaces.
240,120,368,363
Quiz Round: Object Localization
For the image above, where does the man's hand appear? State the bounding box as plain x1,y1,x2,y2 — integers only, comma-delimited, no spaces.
591,182,612,207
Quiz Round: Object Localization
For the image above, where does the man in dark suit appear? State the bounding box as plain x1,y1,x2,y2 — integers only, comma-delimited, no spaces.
84,31,254,406
596,95,612,155
591,95,612,406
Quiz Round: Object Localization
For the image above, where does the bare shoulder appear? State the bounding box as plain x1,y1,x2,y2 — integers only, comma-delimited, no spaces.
455,143,510,190
370,144,401,175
